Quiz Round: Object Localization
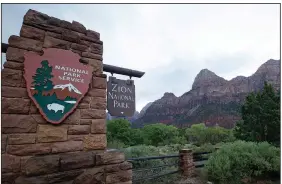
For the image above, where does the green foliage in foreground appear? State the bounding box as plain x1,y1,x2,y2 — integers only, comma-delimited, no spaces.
205,141,280,184
234,82,280,146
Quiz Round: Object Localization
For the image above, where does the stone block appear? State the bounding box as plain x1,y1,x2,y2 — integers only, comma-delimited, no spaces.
22,155,60,176
2,114,37,134
80,109,106,119
67,135,86,141
64,110,80,124
20,24,45,41
1,86,28,98
48,169,84,184
68,125,90,135
82,52,103,60
79,57,102,75
72,167,104,184
80,119,92,125
96,151,125,165
31,114,47,124
106,170,132,184
60,151,95,171
87,88,106,98
89,43,103,55
1,98,30,114
83,134,106,150
24,9,50,26
8,35,43,52
2,173,20,184
46,31,62,39
30,103,39,114
90,97,106,110
37,125,68,143
1,68,25,87
81,96,91,103
92,77,107,89
91,119,106,134
86,29,100,40
81,36,103,45
71,43,88,52
7,143,51,156
15,175,49,184
8,134,36,145
51,141,83,153
43,35,71,49
71,49,82,56
77,103,89,109
71,21,86,34
105,162,132,173
62,30,80,43
2,135,7,153
3,61,24,70
2,154,21,173
48,16,72,29
6,47,37,63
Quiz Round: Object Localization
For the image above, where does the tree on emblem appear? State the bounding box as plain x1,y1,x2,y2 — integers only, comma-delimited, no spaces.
32,60,54,93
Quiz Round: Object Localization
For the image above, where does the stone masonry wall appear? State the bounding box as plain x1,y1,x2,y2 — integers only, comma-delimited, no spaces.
2,9,132,184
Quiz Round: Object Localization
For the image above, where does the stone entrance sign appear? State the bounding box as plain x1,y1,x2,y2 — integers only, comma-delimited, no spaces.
24,48,93,124
107,76,135,117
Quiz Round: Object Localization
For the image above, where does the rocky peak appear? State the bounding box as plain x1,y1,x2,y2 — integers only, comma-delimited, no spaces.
192,69,227,90
162,92,176,99
254,59,280,75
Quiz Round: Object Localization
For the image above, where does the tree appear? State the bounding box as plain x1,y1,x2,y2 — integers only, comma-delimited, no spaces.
234,82,280,146
107,119,132,146
32,60,54,93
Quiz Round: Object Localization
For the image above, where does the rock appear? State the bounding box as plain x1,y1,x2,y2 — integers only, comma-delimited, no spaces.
23,9,50,25
89,43,103,55
20,24,45,41
71,43,88,52
64,110,80,124
2,135,7,153
80,109,106,119
72,167,104,184
6,47,38,63
83,134,106,150
2,154,21,173
3,61,24,70
90,97,106,110
1,98,30,114
87,88,106,98
2,114,37,134
15,175,49,184
43,36,71,50
22,155,60,176
71,21,86,34
80,119,92,125
37,125,68,143
61,30,80,43
77,103,89,109
1,86,28,98
47,169,84,184
46,31,62,39
68,125,90,135
92,77,107,89
91,119,106,134
60,151,95,171
86,30,100,40
67,135,86,141
96,151,125,165
1,68,25,87
2,173,20,184
8,134,36,144
70,49,82,56
105,162,132,173
48,17,72,29
82,52,103,60
51,141,83,153
106,170,132,184
7,143,51,156
8,35,43,52
79,57,103,75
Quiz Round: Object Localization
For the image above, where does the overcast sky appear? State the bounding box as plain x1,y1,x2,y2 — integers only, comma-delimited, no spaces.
1,4,280,111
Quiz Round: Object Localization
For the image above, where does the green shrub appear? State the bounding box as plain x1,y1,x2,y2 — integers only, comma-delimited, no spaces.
205,141,280,184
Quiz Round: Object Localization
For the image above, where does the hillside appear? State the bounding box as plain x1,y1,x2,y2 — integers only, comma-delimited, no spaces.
133,59,280,128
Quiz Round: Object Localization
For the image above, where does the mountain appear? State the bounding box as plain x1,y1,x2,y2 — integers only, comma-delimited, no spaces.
133,59,280,128
53,83,82,94
139,102,153,118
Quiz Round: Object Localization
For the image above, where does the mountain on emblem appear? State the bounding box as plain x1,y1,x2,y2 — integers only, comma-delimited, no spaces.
24,48,93,124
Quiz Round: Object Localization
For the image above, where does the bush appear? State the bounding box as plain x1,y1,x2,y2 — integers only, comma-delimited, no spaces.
205,141,280,184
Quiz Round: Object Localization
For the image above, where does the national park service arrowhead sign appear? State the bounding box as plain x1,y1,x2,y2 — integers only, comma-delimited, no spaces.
24,48,93,124
107,76,136,117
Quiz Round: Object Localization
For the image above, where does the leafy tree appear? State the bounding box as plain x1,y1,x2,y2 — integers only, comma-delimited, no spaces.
107,119,132,145
32,60,54,93
234,82,280,146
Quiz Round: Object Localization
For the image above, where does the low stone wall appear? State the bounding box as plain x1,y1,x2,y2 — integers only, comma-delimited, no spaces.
2,9,132,184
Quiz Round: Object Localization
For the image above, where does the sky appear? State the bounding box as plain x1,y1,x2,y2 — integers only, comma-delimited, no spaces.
1,4,280,111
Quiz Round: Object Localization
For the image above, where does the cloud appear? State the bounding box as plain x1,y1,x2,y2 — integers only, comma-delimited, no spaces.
1,4,280,111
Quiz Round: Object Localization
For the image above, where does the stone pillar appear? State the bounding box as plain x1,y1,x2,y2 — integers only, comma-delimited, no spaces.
179,149,195,177
2,9,131,184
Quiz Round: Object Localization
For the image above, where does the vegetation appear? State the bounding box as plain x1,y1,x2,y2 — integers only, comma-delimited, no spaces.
106,82,280,184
